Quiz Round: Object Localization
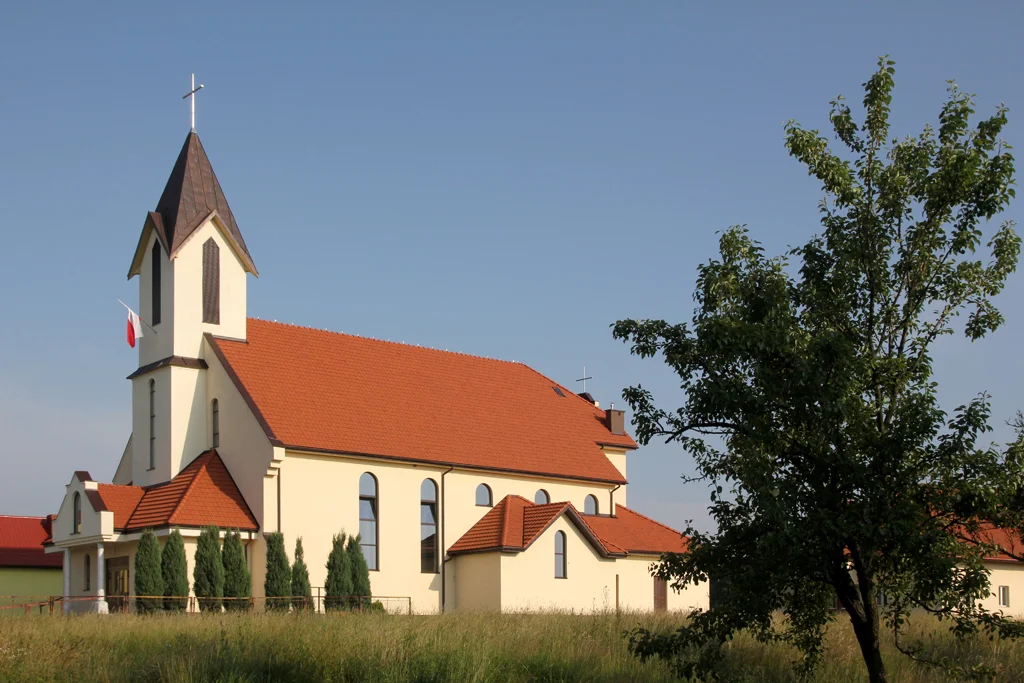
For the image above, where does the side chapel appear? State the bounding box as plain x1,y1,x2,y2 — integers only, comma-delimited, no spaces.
43,129,710,614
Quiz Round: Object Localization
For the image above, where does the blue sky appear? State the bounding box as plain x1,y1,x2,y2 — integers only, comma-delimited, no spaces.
1,2,1022,531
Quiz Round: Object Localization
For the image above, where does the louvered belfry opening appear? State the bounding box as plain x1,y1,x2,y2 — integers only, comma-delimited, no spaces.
202,238,220,324
151,241,162,325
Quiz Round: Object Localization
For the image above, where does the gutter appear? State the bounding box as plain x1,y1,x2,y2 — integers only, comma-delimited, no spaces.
439,464,455,612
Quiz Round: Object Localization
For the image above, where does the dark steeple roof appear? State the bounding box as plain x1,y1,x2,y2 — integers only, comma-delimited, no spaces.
156,131,253,265
129,131,257,278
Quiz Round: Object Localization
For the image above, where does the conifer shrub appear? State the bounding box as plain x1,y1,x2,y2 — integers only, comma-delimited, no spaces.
193,526,224,613
222,530,252,611
161,529,189,611
133,529,163,614
291,537,312,611
324,532,353,611
346,533,372,609
264,531,291,611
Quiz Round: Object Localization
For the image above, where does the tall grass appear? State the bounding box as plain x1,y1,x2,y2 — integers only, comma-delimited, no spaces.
0,611,1021,682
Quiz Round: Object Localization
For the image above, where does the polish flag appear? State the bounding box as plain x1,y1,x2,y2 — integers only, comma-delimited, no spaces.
126,307,144,348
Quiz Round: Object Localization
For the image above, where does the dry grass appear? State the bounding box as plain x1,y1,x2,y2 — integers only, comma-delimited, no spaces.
0,611,1022,682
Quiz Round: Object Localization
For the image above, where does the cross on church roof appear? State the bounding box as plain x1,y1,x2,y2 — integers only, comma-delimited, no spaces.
576,366,592,393
182,73,204,131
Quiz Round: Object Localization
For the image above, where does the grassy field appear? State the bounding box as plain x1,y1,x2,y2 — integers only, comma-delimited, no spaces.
1,611,1023,682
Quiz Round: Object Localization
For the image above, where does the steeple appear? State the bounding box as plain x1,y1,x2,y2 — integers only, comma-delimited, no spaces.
128,131,257,278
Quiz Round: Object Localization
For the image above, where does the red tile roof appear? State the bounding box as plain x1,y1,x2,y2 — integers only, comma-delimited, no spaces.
448,496,683,557
0,516,62,568
584,505,689,555
93,451,258,532
208,320,635,484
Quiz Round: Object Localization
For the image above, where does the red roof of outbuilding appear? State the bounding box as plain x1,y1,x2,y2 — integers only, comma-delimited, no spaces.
0,516,62,568
208,320,634,484
448,496,682,557
91,450,258,532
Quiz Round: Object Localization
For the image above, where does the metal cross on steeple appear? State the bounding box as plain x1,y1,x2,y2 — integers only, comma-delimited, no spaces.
576,366,593,393
182,73,204,131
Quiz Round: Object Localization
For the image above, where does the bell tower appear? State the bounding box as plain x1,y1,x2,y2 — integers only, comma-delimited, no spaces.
125,131,258,486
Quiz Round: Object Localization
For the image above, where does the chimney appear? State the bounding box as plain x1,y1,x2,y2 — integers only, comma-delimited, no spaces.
606,408,625,436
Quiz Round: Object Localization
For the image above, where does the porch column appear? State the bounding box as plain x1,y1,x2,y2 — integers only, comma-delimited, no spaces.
62,548,70,615
93,542,108,614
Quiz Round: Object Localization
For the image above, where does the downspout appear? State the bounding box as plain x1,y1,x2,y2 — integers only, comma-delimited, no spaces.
439,464,455,613
609,484,621,517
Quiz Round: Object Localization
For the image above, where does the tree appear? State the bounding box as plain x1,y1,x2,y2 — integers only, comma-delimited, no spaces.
193,526,224,613
325,532,353,611
222,530,251,611
615,57,1022,683
291,537,312,611
161,529,189,612
133,529,163,614
347,533,372,608
264,531,291,611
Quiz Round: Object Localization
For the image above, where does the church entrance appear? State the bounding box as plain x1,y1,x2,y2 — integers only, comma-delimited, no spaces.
106,557,130,613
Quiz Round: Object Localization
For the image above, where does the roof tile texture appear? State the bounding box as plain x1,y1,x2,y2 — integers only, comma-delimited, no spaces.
95,451,258,532
211,319,634,484
448,496,685,557
0,516,62,568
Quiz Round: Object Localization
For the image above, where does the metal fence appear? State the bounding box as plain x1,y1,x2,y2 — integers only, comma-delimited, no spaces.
0,592,412,616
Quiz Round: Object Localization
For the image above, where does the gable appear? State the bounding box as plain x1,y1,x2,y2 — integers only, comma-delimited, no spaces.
208,319,636,484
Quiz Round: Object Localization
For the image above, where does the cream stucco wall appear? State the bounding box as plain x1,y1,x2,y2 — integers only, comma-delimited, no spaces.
202,344,276,530
138,230,175,366
981,562,1024,617
498,516,684,613
275,449,627,613
131,367,173,487
169,219,249,358
449,552,501,611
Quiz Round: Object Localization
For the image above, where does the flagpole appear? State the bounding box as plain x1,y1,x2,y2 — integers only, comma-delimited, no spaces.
117,300,159,335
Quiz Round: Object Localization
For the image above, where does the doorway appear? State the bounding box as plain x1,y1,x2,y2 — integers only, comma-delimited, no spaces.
654,577,667,611
106,556,130,613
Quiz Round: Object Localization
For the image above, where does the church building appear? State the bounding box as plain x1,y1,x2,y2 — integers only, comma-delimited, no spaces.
43,129,709,614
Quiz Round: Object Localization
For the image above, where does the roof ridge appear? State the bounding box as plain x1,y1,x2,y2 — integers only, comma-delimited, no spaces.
615,504,685,538
0,514,49,520
245,318,526,367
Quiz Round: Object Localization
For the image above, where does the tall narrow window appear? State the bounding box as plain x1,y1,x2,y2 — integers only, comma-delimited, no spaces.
211,399,220,448
475,483,492,507
72,492,81,534
421,479,438,573
999,586,1011,608
148,379,156,470
584,495,599,515
359,473,378,571
151,241,161,325
202,238,220,324
555,530,567,578
84,553,91,590
534,489,550,505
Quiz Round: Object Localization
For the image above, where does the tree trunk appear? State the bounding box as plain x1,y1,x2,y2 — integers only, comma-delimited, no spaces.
850,612,887,683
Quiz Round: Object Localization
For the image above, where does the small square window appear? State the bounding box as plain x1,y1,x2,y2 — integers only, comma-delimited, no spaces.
999,585,1010,608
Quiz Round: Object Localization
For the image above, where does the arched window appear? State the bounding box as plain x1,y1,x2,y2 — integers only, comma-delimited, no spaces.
84,553,91,590
584,495,599,515
359,473,378,571
211,399,220,448
421,479,438,573
151,241,161,325
202,238,220,324
148,379,156,470
534,489,550,505
475,483,492,507
72,492,81,534
555,531,566,578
